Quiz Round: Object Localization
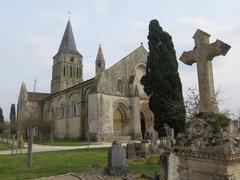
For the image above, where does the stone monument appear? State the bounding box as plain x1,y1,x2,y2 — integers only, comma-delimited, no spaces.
105,141,128,175
180,29,230,113
175,29,240,180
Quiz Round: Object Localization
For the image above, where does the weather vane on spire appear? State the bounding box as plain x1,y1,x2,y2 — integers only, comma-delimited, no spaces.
67,11,71,20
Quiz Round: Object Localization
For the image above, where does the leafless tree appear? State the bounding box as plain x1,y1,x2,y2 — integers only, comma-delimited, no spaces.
184,88,200,121
184,87,223,121
20,104,40,168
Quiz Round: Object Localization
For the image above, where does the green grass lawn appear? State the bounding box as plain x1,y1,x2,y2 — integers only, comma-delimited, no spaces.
33,139,88,146
0,148,160,180
0,143,9,150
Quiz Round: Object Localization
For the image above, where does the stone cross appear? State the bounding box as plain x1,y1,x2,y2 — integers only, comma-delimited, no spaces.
180,29,231,113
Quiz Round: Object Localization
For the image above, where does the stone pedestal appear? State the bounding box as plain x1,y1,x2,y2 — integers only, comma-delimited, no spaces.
174,113,240,180
176,152,240,180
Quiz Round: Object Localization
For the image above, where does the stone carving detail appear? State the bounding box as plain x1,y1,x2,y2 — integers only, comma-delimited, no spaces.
189,118,206,137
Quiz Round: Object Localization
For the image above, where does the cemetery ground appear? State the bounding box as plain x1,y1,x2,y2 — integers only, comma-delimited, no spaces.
0,147,160,179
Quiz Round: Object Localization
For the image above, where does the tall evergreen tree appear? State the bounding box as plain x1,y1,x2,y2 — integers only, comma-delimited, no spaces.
0,107,4,133
10,104,16,134
141,19,186,136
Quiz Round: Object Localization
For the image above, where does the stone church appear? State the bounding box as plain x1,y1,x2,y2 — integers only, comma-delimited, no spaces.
17,20,154,141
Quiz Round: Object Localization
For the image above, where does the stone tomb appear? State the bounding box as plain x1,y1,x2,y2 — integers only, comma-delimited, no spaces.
126,143,138,158
105,141,128,175
127,141,152,159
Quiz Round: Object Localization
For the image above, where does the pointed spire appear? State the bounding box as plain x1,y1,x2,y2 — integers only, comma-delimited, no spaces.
95,44,105,76
20,81,27,92
19,82,28,103
96,44,105,62
58,20,80,55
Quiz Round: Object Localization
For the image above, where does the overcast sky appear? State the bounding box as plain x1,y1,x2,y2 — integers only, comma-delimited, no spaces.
0,0,239,119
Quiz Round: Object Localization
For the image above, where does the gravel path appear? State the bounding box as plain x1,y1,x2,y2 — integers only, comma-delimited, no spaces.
0,139,133,155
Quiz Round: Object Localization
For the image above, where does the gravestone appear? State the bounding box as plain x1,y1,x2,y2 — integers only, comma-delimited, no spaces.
140,141,151,158
159,125,179,180
127,143,137,158
127,142,153,159
164,124,174,150
149,129,159,154
105,141,128,175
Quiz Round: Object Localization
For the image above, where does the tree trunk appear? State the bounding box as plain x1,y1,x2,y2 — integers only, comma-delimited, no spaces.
27,128,33,168
12,134,15,155
16,135,18,154
50,127,54,144
20,135,23,155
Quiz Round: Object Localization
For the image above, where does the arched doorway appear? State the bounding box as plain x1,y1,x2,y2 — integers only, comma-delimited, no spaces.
140,112,146,139
113,107,123,135
113,102,130,136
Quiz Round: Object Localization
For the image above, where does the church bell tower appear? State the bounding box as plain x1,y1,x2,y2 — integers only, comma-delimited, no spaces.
51,20,83,94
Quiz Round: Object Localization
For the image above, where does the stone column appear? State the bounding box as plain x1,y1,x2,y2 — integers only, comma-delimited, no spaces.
130,96,142,140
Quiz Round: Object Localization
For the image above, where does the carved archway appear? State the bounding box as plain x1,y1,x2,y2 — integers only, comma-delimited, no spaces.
113,102,130,136
140,104,154,137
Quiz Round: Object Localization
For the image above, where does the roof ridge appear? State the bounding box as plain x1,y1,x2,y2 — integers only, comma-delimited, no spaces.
106,45,147,70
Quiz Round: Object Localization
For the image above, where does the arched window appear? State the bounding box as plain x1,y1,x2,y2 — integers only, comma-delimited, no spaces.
60,103,65,118
70,66,72,77
73,66,75,77
117,79,124,93
69,94,80,117
69,101,76,117
63,66,66,76
51,107,54,119
73,102,77,116
79,68,81,78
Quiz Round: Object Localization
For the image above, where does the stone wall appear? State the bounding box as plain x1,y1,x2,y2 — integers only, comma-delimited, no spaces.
42,79,95,139
96,46,148,96
88,92,145,141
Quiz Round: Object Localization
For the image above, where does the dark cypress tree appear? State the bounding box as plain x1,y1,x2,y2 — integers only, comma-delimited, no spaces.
10,104,16,134
141,19,186,136
0,107,4,133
